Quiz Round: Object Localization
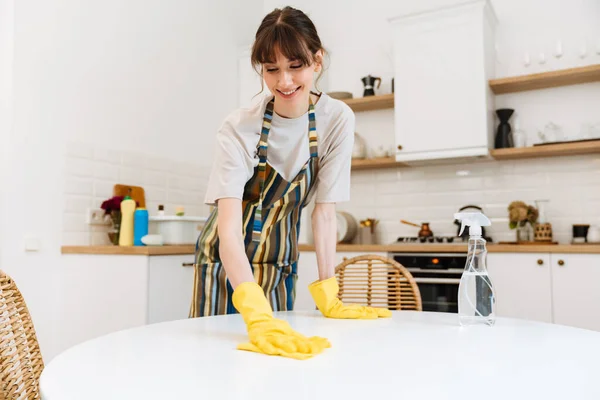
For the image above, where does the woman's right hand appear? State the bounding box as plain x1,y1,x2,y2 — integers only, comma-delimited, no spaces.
232,282,330,360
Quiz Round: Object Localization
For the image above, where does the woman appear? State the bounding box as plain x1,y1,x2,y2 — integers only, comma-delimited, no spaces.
190,6,390,360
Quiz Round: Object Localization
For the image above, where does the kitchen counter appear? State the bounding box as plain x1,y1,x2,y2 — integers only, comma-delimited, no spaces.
299,243,600,254
61,245,196,256
61,243,600,255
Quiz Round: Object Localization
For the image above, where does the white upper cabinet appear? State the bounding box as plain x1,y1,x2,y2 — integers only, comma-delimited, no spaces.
389,0,497,163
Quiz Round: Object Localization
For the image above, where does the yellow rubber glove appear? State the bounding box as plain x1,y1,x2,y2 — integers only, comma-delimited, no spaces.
309,277,392,319
232,282,330,360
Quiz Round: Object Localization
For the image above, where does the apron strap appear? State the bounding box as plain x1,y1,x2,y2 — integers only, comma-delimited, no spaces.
252,97,317,243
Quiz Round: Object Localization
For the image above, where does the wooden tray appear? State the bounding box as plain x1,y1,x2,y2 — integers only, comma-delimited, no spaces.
113,184,146,208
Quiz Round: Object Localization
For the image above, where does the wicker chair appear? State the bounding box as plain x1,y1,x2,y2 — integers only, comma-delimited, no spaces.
335,254,422,311
0,270,44,399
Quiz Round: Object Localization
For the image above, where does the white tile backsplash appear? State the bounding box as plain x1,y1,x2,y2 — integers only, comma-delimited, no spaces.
63,142,211,245
341,154,600,245
65,143,600,247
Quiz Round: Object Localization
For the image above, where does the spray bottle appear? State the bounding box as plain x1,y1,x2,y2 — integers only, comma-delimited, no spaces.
454,212,496,326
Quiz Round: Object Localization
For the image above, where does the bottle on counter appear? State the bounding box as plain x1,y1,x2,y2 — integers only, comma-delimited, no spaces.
118,194,136,247
134,207,149,246
157,204,165,217
455,212,496,327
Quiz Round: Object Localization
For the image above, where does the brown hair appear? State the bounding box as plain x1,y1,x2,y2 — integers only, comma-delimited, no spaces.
251,6,327,93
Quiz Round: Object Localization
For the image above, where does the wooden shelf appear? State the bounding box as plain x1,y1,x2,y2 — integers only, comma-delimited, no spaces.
489,64,600,94
351,157,407,170
341,93,394,112
490,139,600,160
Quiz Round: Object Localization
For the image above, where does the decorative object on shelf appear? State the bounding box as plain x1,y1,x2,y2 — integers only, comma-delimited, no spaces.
508,201,538,242
371,145,388,159
358,218,379,244
495,108,515,149
572,224,590,243
587,225,600,243
534,223,553,242
361,75,381,97
537,121,564,144
533,200,552,242
101,195,124,245
512,118,527,148
352,133,367,159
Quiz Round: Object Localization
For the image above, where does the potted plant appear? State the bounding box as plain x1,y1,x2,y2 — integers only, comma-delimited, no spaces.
101,196,124,245
508,201,538,242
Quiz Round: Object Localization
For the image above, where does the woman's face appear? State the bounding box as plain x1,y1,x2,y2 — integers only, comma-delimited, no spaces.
262,48,322,118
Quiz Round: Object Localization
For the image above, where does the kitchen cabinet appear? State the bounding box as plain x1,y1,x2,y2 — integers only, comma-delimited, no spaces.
487,253,553,323
551,254,600,331
389,0,496,163
57,253,195,356
148,255,195,324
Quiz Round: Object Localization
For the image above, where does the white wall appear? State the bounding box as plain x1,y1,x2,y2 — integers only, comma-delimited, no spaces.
1,0,263,361
0,1,14,242
263,0,600,244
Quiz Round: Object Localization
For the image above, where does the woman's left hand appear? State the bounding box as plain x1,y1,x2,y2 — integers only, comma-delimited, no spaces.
308,277,392,319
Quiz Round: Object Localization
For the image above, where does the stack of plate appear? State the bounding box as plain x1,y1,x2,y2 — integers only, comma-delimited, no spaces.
336,212,358,243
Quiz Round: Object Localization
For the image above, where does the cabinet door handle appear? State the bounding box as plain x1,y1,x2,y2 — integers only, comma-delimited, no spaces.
182,263,195,267
537,259,544,265
558,259,565,266
397,145,403,150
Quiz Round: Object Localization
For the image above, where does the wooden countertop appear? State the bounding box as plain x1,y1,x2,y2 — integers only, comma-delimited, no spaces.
299,243,600,253
61,243,600,255
61,245,196,256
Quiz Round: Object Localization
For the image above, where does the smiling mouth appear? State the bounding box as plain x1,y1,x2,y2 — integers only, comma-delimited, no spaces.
277,86,301,96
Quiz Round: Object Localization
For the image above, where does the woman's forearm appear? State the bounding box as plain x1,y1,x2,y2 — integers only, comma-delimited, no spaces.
216,198,255,289
311,203,337,280
219,233,255,289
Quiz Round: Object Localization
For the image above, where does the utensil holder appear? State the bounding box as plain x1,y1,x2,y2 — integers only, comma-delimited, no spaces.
359,226,377,244
534,223,553,242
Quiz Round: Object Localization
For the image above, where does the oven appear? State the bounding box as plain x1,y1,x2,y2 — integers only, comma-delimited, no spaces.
390,252,466,313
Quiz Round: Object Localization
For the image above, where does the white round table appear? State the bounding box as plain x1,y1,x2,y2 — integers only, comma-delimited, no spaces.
40,311,600,400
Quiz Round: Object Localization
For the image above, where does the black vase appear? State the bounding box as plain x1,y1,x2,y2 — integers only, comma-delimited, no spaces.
495,109,514,149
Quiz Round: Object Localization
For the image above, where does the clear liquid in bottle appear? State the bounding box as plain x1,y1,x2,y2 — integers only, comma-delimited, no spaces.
458,237,496,326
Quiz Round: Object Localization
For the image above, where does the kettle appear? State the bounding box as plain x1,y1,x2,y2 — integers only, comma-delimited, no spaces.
453,205,489,241
361,75,381,97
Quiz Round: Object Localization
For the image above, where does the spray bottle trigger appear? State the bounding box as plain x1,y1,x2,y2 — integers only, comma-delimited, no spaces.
459,221,466,236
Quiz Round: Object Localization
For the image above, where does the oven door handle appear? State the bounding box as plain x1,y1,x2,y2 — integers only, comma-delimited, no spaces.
413,277,461,284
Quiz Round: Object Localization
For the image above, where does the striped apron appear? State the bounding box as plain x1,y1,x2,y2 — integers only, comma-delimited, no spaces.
189,97,319,317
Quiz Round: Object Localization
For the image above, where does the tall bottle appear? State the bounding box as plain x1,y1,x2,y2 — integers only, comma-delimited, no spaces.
133,207,149,246
119,195,136,246
455,212,496,326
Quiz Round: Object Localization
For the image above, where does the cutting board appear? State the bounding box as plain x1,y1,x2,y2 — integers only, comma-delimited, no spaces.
113,184,146,208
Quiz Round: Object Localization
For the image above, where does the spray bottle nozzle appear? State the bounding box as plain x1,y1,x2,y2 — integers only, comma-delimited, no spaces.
454,212,491,237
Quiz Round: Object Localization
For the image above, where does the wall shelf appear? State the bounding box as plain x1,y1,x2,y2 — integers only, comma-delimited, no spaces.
490,139,600,160
351,156,407,170
489,64,600,94
341,93,394,112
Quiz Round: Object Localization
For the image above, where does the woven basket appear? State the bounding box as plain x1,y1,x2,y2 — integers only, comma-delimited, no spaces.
0,270,44,399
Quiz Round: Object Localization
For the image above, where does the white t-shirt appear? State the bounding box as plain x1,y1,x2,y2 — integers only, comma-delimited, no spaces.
204,92,355,206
